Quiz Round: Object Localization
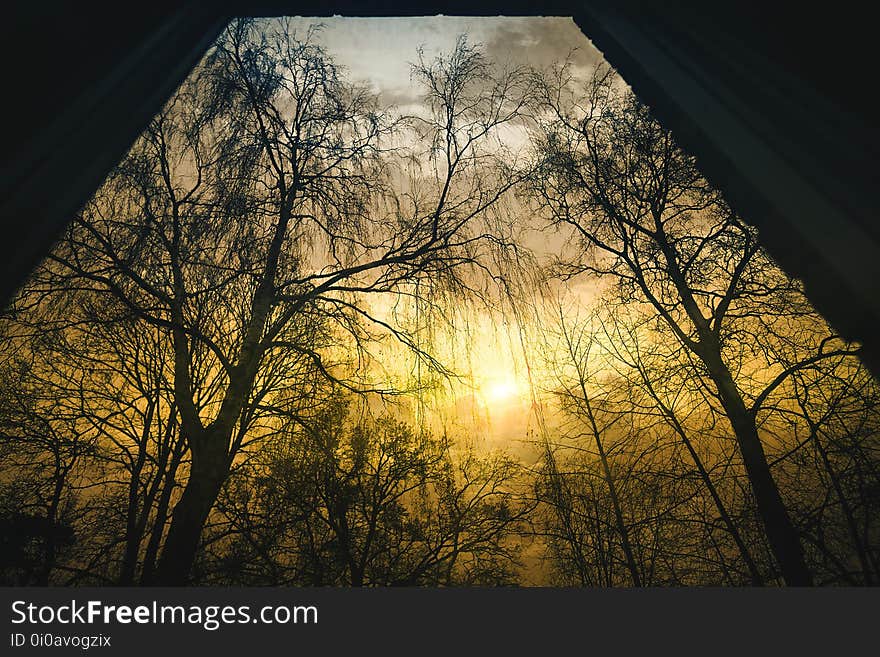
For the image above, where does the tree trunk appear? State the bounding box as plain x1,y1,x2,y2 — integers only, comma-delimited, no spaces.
812,425,874,584
38,471,66,586
679,434,764,585
650,388,764,584
704,349,813,585
154,433,228,585
140,435,185,585
594,432,642,586
119,436,149,585
575,368,642,586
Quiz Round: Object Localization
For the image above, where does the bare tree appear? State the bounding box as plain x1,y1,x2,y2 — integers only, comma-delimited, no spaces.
529,63,863,585
0,350,87,584
22,21,530,584
548,310,643,585
593,303,765,584
204,395,529,585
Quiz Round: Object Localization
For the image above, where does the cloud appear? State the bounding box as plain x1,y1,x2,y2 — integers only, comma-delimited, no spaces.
376,85,422,110
275,16,607,100
483,17,605,73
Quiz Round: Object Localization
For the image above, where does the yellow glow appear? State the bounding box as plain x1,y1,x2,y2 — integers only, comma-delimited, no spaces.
484,378,525,403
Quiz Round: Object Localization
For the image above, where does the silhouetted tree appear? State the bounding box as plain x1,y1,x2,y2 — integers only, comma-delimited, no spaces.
204,396,529,585
19,21,529,584
529,63,865,585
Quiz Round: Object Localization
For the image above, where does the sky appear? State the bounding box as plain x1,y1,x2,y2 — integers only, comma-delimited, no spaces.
282,16,605,109
264,17,610,457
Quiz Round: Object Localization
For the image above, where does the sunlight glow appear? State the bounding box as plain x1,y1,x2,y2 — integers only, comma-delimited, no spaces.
484,378,525,403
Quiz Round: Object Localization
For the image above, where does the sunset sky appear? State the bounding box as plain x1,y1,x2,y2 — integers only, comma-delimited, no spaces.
3,13,874,591
268,17,609,452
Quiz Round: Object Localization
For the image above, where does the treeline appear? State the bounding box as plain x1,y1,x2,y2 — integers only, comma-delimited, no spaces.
1,19,878,586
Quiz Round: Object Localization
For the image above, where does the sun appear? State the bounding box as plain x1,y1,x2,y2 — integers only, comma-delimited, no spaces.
484,378,524,403
487,381,517,401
